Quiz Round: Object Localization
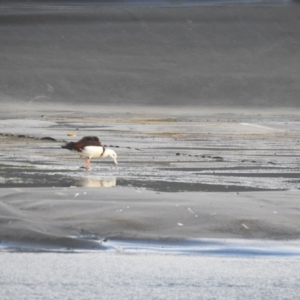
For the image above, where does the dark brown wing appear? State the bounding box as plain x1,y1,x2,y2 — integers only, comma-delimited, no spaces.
62,136,101,152
75,136,102,149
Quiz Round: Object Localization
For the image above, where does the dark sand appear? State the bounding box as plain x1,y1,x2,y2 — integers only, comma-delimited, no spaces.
1,2,300,109
1,187,300,251
1,2,300,252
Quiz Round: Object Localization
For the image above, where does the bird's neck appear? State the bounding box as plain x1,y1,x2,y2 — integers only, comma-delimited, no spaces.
99,147,106,157
102,148,112,158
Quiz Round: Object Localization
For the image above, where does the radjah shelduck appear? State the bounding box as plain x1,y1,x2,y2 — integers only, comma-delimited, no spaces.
62,136,118,170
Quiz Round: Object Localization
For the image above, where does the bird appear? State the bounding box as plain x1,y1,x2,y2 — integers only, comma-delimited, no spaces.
61,136,118,170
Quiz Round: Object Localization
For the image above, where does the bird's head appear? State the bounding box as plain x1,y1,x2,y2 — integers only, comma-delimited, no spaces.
106,149,118,165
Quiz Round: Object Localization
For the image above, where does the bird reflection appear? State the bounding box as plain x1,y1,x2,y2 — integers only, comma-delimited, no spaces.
76,178,117,188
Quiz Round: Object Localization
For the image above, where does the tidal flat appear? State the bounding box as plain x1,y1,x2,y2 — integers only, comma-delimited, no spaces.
0,108,299,252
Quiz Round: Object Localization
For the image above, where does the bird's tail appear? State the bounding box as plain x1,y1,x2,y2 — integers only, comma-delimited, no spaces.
61,142,79,151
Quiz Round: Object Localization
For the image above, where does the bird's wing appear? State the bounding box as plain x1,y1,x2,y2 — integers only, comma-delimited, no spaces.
74,136,102,149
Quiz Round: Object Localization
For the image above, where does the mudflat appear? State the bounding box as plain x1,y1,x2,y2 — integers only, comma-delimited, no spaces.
0,2,300,252
0,108,299,251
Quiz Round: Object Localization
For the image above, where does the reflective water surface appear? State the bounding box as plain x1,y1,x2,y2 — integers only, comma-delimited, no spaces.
0,252,300,300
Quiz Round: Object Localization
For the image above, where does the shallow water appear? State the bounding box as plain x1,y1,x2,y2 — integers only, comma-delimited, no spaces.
95,238,300,256
1,114,300,192
0,253,300,300
0,168,277,192
4,238,300,257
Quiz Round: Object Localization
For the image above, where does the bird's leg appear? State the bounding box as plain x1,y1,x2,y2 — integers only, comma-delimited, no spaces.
85,158,91,170
79,156,90,170
84,158,89,170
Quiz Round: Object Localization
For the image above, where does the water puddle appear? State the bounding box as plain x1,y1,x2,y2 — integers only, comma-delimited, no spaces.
0,168,274,192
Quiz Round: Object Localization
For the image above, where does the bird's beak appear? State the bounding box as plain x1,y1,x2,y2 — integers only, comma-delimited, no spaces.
114,159,118,165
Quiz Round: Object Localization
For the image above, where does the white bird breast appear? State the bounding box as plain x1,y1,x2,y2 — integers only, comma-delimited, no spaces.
81,146,104,159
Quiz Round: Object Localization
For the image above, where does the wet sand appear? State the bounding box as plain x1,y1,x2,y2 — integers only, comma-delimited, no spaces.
1,1,300,253
1,2,300,108
1,4,300,299
1,108,300,192
0,110,300,251
1,187,300,251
